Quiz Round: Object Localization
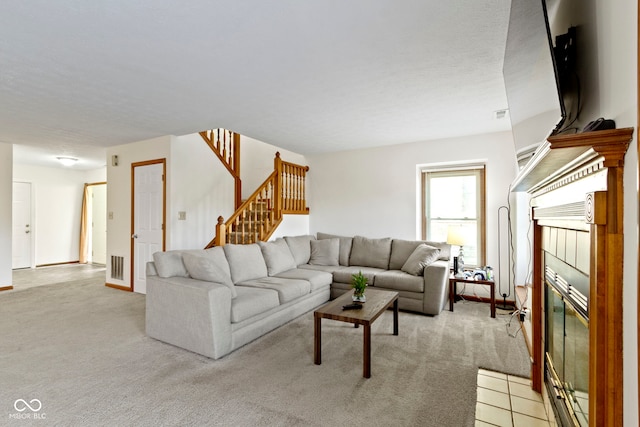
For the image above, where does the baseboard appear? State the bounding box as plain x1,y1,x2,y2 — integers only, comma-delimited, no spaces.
0,286,14,292
105,283,132,292
521,319,532,358
36,260,80,267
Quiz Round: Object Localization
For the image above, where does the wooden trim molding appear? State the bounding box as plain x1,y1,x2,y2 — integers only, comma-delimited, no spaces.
105,283,132,292
0,286,14,292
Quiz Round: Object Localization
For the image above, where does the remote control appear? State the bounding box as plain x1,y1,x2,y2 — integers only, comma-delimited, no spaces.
342,303,363,310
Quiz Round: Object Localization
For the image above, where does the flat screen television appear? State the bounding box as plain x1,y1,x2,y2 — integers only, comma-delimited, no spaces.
503,0,587,168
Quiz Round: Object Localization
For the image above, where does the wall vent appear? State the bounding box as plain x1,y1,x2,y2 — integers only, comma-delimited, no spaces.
111,256,124,280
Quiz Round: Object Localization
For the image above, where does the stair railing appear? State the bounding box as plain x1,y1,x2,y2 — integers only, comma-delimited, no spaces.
207,152,309,247
199,129,242,209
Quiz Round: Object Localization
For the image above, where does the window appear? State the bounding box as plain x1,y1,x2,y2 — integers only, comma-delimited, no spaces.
422,166,485,267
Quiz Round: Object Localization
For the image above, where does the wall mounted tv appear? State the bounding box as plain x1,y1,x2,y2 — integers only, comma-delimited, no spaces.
503,0,589,168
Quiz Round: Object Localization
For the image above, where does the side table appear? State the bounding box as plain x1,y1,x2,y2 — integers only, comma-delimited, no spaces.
449,276,496,318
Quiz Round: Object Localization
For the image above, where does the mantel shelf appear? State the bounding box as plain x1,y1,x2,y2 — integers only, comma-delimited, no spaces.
511,127,634,193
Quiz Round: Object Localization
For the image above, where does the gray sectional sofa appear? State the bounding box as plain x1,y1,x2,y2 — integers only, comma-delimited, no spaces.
145,233,450,359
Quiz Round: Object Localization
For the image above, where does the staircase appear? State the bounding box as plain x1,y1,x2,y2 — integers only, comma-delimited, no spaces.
199,128,242,209
199,129,309,248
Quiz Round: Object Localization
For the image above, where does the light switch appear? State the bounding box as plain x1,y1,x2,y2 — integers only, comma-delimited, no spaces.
178,211,187,220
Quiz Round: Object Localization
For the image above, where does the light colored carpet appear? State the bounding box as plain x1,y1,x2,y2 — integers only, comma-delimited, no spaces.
0,276,529,426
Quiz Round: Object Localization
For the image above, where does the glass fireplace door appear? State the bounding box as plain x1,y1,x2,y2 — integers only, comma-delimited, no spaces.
545,281,589,426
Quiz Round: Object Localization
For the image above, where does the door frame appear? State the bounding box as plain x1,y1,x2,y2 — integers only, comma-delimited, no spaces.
86,181,107,264
130,159,166,292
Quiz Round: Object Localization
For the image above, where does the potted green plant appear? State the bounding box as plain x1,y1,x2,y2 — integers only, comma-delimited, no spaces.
351,271,368,302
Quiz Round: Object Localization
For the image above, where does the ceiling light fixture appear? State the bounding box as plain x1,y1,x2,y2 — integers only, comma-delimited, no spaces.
56,156,78,167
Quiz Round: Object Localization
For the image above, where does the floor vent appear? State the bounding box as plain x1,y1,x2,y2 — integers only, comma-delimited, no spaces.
111,256,124,280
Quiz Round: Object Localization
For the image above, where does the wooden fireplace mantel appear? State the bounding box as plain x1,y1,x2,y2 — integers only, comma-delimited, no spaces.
513,127,633,427
512,128,634,193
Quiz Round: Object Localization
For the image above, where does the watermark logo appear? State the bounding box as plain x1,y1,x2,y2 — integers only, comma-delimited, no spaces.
9,399,46,420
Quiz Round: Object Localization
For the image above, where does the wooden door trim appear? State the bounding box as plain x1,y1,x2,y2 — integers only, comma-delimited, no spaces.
130,159,166,292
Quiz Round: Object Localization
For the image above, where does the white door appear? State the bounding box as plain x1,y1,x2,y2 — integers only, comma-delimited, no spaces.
91,184,107,264
132,162,164,294
12,182,32,269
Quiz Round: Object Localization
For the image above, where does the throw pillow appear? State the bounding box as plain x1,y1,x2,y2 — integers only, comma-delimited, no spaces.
152,250,190,278
309,238,340,266
401,244,441,276
258,239,297,275
182,248,237,298
317,232,353,266
222,243,268,283
283,235,316,265
349,235,392,269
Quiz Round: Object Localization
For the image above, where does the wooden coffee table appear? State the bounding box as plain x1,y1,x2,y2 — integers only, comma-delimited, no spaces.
314,288,399,378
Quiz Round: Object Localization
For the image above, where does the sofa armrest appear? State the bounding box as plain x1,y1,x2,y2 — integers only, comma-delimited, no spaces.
146,275,233,359
422,260,449,315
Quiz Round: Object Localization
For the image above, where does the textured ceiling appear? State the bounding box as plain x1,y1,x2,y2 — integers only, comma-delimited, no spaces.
2,1,513,170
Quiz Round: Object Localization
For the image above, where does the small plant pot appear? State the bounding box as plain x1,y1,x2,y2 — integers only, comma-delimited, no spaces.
352,293,366,303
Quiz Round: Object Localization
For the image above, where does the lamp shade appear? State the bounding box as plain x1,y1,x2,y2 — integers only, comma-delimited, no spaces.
446,225,466,247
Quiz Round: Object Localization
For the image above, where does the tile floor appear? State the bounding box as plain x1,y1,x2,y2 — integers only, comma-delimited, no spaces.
475,369,555,427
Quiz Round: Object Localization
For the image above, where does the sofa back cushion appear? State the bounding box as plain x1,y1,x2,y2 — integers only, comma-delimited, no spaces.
309,238,340,266
317,232,353,266
223,244,268,283
283,235,316,266
182,248,237,298
349,236,392,269
152,249,206,278
389,239,451,270
258,239,297,275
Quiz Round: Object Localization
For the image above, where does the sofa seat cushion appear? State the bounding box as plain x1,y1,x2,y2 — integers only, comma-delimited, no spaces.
236,277,311,304
273,268,332,292
374,270,424,293
331,266,386,286
349,236,392,269
298,264,345,274
231,286,280,323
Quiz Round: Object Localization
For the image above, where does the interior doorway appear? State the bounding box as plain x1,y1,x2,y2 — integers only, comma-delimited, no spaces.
12,181,33,269
80,182,107,265
131,160,165,294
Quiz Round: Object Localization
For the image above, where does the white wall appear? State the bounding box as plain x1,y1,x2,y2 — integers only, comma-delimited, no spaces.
169,133,235,250
270,215,310,240
12,164,106,266
106,136,171,288
307,130,518,297
241,135,307,200
606,0,639,424
0,143,12,287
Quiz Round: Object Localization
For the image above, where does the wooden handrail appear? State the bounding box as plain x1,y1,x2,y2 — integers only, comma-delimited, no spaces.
199,129,242,209
207,152,310,248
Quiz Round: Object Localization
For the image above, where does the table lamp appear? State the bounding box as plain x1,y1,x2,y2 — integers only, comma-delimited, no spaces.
446,225,466,277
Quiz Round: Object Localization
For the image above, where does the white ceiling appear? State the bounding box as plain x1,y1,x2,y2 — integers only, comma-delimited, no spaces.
2,1,513,170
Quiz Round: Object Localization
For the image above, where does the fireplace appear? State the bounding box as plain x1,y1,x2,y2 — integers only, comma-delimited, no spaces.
512,128,633,426
544,249,589,426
